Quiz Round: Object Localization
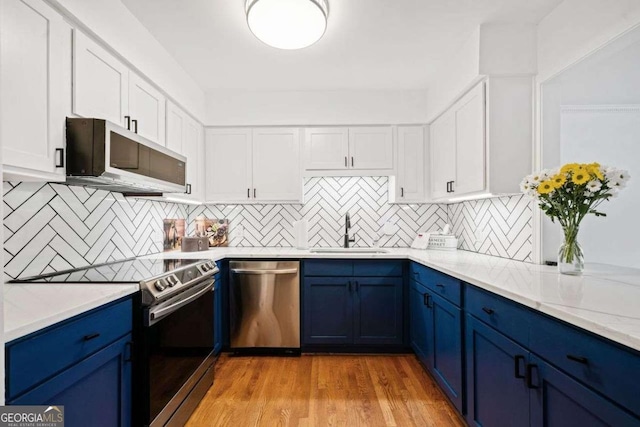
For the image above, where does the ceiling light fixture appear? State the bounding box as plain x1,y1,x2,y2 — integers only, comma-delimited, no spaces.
245,0,329,50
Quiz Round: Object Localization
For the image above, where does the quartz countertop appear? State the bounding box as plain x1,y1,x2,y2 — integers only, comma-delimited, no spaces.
5,247,640,351
4,282,138,343
143,247,640,352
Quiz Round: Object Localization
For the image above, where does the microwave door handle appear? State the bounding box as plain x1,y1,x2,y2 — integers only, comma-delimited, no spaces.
148,281,213,326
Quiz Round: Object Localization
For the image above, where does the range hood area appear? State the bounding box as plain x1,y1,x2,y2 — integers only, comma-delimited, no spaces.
65,118,187,195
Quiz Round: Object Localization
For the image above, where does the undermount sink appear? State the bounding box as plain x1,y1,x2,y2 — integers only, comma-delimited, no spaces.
309,248,389,254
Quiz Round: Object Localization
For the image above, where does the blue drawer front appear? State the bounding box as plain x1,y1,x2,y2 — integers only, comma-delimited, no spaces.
530,313,640,418
410,262,461,306
304,260,353,276
465,285,531,347
353,260,403,277
7,298,132,399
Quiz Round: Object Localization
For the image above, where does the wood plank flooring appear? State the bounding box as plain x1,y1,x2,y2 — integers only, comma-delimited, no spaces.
186,354,465,427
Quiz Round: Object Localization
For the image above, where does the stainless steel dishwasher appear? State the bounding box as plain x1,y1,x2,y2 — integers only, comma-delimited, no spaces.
229,261,300,355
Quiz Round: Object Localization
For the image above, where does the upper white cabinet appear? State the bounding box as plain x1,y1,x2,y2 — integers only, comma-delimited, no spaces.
429,78,532,201
348,127,393,170
304,128,349,170
205,128,302,203
164,101,203,200
394,126,426,203
129,73,166,145
252,128,301,201
166,101,186,154
1,0,68,181
304,126,394,174
73,31,166,145
205,129,254,203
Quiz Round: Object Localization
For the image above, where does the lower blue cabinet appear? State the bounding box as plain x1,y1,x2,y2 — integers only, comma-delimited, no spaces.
529,354,640,427
466,314,530,427
411,278,463,412
303,277,353,345
302,262,404,347
9,334,132,427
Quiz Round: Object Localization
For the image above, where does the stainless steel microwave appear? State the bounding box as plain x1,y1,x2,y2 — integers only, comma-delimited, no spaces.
65,118,186,194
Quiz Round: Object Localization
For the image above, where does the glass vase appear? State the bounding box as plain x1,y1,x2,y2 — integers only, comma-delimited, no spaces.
558,226,584,275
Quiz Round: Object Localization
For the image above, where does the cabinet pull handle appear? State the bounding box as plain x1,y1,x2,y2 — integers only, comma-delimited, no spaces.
401,187,404,197
514,355,526,379
450,181,455,192
124,341,134,362
247,188,250,198
355,281,359,292
124,115,131,130
482,307,495,315
345,156,348,167
83,333,101,341
132,119,138,134
436,283,445,289
186,184,192,194
566,354,589,365
446,181,451,193
348,281,352,292
526,364,539,389
55,148,65,168
423,293,429,306
351,157,354,167
253,188,256,198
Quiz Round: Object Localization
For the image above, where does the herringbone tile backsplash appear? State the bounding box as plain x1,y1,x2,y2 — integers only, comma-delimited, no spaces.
3,178,533,280
3,182,187,280
190,177,449,248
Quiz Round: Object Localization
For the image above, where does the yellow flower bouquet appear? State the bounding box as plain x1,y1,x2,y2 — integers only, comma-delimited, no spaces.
521,163,630,274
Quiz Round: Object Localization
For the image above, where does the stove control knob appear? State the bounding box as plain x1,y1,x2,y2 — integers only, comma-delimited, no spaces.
154,280,166,292
201,264,210,272
166,276,177,287
208,262,215,270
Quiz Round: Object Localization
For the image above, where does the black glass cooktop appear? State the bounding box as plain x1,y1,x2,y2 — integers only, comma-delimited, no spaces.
13,258,202,283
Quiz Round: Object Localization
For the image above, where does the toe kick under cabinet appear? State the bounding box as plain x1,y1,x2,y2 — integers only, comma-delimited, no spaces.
407,261,640,426
302,260,405,350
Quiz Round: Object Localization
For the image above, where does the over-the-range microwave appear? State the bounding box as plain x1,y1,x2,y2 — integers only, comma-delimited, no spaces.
65,118,187,194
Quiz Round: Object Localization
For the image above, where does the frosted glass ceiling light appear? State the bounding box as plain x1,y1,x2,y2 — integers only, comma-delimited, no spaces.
245,0,329,50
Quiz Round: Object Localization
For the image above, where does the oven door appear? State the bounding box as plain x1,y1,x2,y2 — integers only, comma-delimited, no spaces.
143,280,215,426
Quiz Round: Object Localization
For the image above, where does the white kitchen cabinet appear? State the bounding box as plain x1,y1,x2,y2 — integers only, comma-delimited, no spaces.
429,78,532,201
348,127,393,170
166,101,186,154
73,31,166,145
129,73,166,145
205,128,302,203
303,126,393,174
182,116,204,201
304,128,349,170
205,129,253,203
73,30,129,127
252,128,302,202
430,110,457,200
394,126,426,202
1,0,67,181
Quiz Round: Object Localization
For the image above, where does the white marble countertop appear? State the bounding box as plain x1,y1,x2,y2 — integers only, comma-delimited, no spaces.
4,282,138,343
143,247,640,352
5,247,639,351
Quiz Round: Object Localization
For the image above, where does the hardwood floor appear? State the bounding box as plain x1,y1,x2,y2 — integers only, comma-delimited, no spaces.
186,354,465,427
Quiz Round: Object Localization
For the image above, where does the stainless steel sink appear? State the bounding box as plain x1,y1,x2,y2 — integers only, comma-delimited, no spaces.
309,248,389,254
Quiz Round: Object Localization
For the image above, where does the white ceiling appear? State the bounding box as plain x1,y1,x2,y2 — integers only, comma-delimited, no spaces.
122,0,562,91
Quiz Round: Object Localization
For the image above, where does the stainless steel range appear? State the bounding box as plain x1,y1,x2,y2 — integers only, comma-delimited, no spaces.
17,258,220,427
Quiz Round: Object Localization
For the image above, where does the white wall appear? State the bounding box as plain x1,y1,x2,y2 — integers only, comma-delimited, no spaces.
205,90,429,126
425,27,480,122
49,0,206,122
537,0,640,82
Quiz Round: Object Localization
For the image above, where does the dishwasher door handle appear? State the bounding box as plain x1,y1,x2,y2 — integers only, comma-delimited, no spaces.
231,268,298,275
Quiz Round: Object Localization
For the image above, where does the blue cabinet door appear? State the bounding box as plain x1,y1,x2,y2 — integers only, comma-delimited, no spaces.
9,335,132,427
352,277,403,345
430,293,463,412
409,280,429,366
466,315,530,427
529,354,640,427
303,277,353,345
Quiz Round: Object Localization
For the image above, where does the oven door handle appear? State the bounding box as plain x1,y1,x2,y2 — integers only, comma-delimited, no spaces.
148,281,214,326
231,268,298,275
